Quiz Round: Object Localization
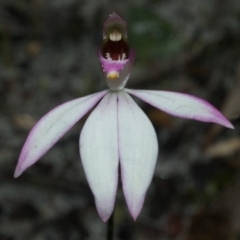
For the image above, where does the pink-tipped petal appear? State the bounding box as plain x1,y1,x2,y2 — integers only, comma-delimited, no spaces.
126,89,234,129
80,93,119,222
118,91,158,220
14,90,107,178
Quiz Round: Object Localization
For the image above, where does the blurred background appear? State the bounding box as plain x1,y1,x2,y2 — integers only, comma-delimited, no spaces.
1,0,240,239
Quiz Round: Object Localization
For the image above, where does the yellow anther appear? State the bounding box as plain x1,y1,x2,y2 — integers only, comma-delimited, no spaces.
107,71,119,79
109,29,122,41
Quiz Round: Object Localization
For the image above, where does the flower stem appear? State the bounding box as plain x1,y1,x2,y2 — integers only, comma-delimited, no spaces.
107,210,114,240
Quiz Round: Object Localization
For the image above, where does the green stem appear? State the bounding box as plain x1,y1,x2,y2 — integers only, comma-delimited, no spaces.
107,210,114,240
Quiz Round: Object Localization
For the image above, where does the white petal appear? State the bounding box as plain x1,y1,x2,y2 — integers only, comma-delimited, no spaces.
14,90,107,178
118,91,158,220
126,89,234,128
80,92,119,222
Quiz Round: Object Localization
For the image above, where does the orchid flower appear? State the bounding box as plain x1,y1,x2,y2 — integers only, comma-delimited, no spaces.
14,12,233,222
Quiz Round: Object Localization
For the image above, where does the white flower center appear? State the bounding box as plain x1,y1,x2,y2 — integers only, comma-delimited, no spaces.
109,29,122,41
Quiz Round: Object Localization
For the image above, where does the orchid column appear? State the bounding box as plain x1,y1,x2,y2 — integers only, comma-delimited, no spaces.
15,12,233,223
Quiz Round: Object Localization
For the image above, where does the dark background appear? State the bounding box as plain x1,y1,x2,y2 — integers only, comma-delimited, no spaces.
1,0,240,239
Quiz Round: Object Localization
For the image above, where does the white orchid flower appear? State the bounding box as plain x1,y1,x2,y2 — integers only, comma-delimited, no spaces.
14,12,233,222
